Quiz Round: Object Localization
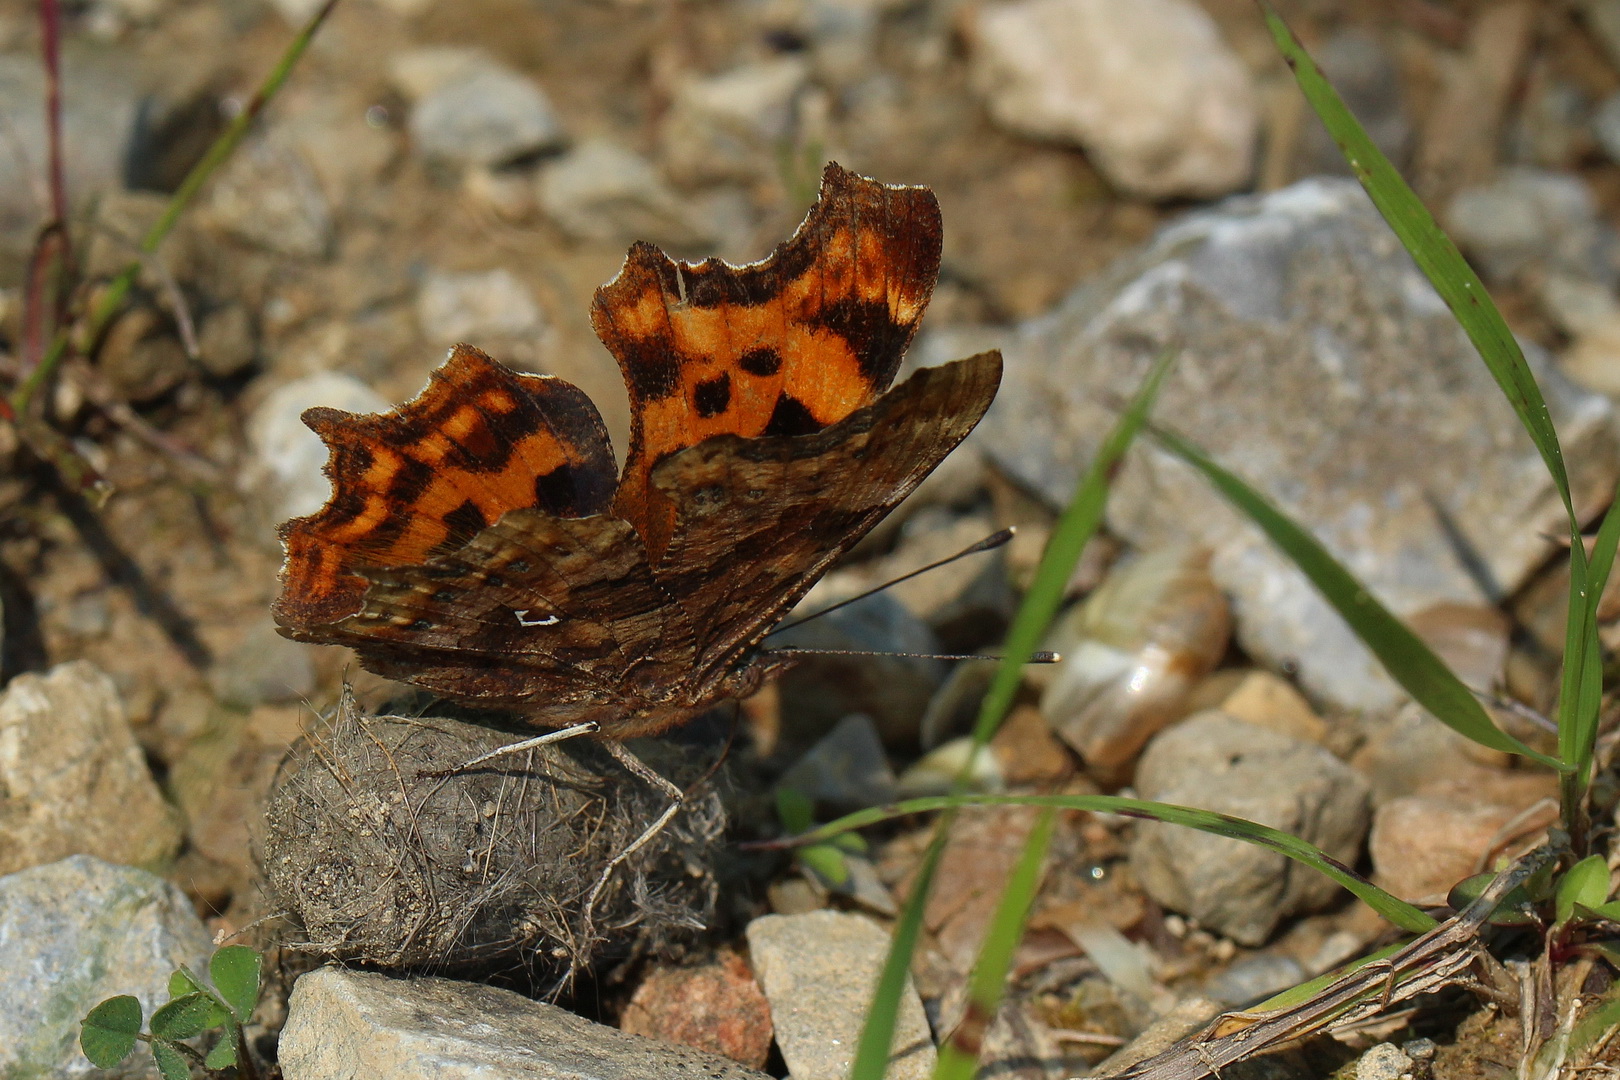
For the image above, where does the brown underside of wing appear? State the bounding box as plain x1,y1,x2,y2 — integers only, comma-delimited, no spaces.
649,350,1003,694
274,344,618,633
591,163,943,560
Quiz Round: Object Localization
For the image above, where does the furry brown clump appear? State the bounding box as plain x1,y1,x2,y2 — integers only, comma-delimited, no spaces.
256,690,725,986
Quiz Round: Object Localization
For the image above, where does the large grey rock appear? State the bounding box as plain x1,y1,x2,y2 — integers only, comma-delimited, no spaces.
1129,711,1371,945
0,855,213,1079
966,0,1257,199
977,178,1620,712
0,661,182,876
746,910,936,1080
279,968,768,1080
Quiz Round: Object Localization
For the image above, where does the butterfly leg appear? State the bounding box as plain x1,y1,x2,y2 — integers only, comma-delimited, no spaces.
422,721,600,776
584,739,685,923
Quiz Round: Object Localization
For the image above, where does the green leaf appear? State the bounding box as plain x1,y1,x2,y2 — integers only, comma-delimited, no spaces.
80,996,142,1068
804,792,1435,933
1446,872,1540,927
799,842,851,886
972,348,1175,748
831,830,868,854
775,786,814,834
210,945,262,1021
204,1027,239,1070
1592,899,1620,921
168,968,203,999
1262,4,1574,526
151,1040,191,1080
934,810,1057,1080
1557,855,1612,925
149,992,218,1041
1151,423,1562,769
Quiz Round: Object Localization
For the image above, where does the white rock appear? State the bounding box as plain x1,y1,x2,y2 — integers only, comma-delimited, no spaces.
280,968,768,1080
246,371,392,523
416,267,545,345
408,64,565,167
0,856,214,1080
537,139,709,248
967,0,1258,199
661,57,810,184
0,662,183,876
747,910,936,1080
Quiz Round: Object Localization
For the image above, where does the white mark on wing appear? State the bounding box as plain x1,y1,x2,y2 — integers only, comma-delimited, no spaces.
514,609,561,627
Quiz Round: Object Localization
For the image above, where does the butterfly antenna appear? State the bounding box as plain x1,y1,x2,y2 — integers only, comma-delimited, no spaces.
768,527,1018,636
768,647,1060,664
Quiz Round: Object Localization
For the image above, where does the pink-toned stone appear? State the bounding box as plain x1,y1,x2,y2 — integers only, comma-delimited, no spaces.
619,949,773,1069
1368,771,1558,903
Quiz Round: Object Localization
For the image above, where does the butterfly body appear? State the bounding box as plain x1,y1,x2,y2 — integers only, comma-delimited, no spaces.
273,165,1002,738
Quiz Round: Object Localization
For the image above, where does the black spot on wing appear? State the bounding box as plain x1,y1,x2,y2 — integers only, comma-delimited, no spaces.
739,347,782,377
810,296,907,382
441,499,489,544
385,455,434,505
762,393,820,437
533,463,582,516
619,337,681,401
694,373,732,418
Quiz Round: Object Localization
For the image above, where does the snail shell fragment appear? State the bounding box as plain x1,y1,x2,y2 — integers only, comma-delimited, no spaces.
1040,545,1231,785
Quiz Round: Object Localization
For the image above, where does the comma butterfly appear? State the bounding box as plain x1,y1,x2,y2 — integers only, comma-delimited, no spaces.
272,164,1003,739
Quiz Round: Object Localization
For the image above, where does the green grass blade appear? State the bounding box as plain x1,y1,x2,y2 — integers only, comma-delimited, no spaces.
1558,482,1620,815
933,810,1057,1080
79,996,142,1068
800,793,1434,933
971,348,1175,748
852,354,1175,1079
849,819,951,1080
1262,4,1574,526
1151,423,1563,770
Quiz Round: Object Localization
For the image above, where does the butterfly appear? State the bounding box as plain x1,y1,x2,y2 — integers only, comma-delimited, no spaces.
272,163,1003,739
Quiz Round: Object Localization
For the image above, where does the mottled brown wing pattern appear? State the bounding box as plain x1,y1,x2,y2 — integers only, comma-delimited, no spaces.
329,512,680,719
275,344,618,633
592,162,943,560
650,352,1003,697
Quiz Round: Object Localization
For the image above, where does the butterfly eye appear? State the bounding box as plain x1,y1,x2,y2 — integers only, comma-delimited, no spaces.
485,574,506,588
433,590,456,603
410,618,433,631
507,560,531,573
747,489,765,500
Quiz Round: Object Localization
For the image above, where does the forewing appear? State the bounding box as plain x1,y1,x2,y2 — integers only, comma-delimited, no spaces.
649,351,1002,687
591,163,943,560
275,344,618,635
